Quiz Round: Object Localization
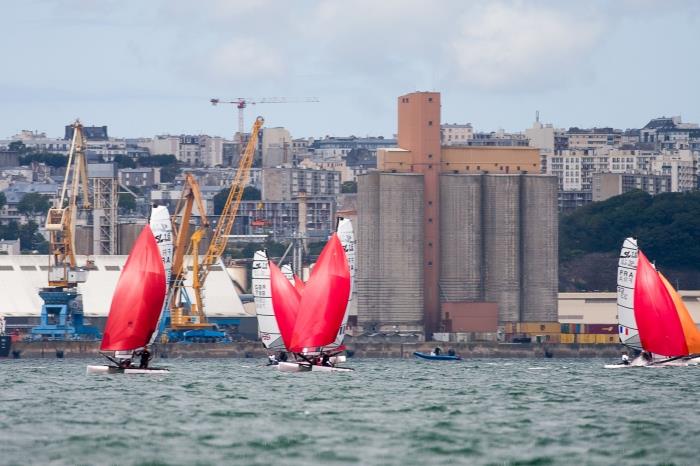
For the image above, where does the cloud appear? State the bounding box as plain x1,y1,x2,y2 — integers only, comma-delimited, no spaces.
204,38,286,84
449,2,605,91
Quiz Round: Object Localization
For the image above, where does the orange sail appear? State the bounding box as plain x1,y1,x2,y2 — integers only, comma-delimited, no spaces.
659,273,700,354
633,251,688,357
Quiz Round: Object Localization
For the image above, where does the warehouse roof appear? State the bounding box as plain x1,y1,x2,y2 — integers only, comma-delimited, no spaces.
0,255,247,318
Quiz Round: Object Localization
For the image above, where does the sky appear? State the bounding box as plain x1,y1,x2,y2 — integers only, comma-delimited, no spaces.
1,0,699,139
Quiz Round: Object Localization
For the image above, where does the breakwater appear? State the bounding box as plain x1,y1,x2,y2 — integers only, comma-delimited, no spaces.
5,341,623,359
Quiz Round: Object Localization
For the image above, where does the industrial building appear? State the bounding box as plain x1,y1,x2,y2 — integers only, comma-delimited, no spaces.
0,255,253,336
356,91,558,339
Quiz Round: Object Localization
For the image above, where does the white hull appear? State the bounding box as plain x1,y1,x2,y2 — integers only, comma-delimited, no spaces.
276,361,353,373
86,365,170,375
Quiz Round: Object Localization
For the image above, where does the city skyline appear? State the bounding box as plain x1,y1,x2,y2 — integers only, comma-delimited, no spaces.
2,1,699,139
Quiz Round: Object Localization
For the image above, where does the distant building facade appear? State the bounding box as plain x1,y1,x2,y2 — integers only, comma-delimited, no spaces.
359,92,557,339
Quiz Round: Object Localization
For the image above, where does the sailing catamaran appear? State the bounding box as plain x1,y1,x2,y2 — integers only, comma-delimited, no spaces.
270,232,352,372
253,218,355,367
607,237,700,368
86,206,172,374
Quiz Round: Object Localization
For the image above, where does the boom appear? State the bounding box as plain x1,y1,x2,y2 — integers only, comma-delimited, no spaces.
168,116,264,330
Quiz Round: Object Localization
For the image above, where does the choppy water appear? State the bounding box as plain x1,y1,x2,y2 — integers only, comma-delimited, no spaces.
1,358,699,465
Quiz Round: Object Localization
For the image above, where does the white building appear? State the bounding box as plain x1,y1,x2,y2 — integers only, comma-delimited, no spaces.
441,123,473,145
261,127,293,167
651,150,698,192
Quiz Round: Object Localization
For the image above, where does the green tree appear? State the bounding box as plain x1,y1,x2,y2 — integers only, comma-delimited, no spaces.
159,165,179,183
560,190,700,269
139,154,177,167
114,154,136,169
17,192,51,215
213,186,262,215
8,141,27,153
18,152,68,167
118,192,137,211
16,221,48,253
0,220,19,241
242,186,261,200
341,181,357,193
0,191,6,211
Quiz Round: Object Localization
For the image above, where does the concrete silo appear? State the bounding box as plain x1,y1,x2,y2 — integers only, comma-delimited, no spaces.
520,175,558,322
356,171,381,326
439,174,483,302
483,174,521,322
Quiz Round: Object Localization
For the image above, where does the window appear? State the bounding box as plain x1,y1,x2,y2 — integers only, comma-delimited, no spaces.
428,97,433,102
428,121,433,126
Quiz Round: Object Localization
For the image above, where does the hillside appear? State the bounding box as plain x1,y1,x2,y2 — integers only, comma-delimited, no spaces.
559,190,700,291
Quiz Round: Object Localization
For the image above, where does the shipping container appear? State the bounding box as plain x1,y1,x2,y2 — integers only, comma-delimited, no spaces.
517,322,560,334
595,334,617,344
560,334,576,344
576,334,597,344
587,324,617,335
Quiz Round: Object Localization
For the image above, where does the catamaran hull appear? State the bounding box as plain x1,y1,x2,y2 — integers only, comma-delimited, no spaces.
276,361,353,373
86,365,170,375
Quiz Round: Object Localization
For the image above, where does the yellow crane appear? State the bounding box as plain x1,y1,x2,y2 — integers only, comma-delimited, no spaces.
168,116,265,331
45,120,91,287
33,120,100,340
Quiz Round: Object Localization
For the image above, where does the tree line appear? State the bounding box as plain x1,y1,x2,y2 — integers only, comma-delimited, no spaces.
560,190,700,269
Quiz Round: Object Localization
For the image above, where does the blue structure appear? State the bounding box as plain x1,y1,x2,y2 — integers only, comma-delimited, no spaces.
31,288,101,340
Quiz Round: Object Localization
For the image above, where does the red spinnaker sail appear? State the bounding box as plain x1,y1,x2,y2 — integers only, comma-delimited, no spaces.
633,251,688,357
269,261,300,349
288,234,350,352
100,226,166,352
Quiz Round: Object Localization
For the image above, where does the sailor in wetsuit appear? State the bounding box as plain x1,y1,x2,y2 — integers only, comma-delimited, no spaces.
278,351,288,362
139,349,151,369
119,358,132,369
621,354,630,366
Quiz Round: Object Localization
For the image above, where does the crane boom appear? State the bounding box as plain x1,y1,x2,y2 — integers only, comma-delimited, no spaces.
211,97,317,142
190,116,264,316
167,116,264,331
45,120,91,286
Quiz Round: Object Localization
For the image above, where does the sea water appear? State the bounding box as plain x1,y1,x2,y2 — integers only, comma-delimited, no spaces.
1,358,697,465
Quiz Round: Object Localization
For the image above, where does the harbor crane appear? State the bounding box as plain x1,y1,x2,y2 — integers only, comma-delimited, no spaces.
32,120,99,339
210,97,318,143
165,116,265,339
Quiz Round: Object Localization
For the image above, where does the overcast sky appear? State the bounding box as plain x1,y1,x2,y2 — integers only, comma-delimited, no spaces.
2,0,699,139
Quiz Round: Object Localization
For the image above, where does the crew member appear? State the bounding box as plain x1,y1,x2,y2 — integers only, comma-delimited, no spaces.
431,347,442,356
119,359,132,369
278,351,288,362
621,354,630,366
139,349,151,369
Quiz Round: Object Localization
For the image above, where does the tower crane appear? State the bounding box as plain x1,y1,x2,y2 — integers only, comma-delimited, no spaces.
165,116,265,339
31,120,100,340
210,97,318,143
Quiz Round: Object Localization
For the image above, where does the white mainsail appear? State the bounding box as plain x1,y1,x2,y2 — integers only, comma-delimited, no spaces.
617,237,642,349
148,205,173,346
253,250,285,349
281,264,295,285
327,218,355,348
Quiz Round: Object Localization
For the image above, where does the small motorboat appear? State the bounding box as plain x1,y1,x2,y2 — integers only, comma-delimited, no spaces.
413,352,462,361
